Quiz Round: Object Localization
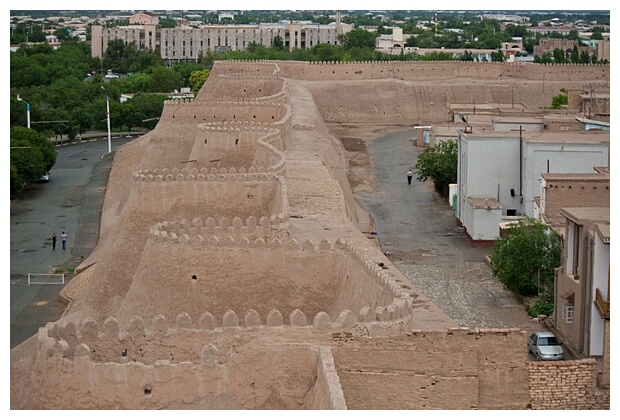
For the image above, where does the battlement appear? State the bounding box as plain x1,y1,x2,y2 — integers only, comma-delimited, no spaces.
133,166,282,180
41,318,525,365
149,212,290,244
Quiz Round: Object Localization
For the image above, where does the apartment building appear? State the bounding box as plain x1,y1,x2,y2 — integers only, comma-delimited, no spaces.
91,22,351,62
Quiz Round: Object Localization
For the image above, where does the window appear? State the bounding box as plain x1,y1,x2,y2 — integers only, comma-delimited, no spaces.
562,302,574,323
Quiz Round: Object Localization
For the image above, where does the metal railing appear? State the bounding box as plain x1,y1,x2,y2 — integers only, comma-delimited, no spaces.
27,273,65,286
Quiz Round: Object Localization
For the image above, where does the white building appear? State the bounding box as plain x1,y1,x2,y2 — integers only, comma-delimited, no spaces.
456,130,609,245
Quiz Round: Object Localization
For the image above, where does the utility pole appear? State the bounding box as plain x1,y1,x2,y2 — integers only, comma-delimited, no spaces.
16,95,30,129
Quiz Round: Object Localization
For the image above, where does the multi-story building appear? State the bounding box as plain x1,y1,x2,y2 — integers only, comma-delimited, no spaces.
91,21,352,62
455,130,609,245
553,207,610,386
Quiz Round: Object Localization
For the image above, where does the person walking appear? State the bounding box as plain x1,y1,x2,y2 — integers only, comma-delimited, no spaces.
61,231,67,250
407,169,413,185
52,233,57,250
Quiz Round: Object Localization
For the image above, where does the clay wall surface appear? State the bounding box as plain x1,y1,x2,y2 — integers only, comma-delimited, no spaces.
305,79,604,124
269,60,609,83
28,328,321,409
115,240,398,327
302,347,347,409
152,99,288,141
527,359,610,409
208,76,285,100
331,328,529,409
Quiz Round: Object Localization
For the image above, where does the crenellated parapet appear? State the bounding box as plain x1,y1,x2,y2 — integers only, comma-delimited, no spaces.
39,316,525,365
149,213,290,244
133,166,282,180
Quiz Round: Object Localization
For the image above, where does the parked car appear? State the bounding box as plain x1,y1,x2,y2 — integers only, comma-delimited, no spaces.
38,172,50,183
527,331,564,361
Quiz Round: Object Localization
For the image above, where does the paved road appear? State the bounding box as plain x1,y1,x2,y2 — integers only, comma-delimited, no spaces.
354,129,537,334
10,137,133,349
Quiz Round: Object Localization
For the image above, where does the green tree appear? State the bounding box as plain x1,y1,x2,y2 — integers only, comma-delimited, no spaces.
490,217,562,298
189,69,211,93
339,28,377,49
550,87,568,109
272,34,285,51
461,50,474,61
414,139,458,194
147,66,182,92
571,44,580,63
491,49,505,62
553,48,566,64
10,126,57,198
579,50,591,64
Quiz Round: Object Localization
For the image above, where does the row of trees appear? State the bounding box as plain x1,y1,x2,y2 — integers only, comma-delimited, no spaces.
10,40,202,141
534,47,602,64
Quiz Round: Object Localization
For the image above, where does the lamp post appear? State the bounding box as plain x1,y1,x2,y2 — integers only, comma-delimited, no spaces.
101,86,112,154
16,94,30,129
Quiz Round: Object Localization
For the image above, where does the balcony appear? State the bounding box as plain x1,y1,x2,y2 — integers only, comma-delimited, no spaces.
594,288,610,320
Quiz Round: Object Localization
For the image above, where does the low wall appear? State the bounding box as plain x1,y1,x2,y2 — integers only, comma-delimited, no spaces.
303,347,347,409
527,359,610,409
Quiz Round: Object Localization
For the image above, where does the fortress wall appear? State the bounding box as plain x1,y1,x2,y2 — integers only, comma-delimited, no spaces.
209,76,284,99
306,80,602,125
527,359,610,409
332,328,529,410
113,238,400,327
29,327,319,409
263,60,609,83
25,327,536,410
208,61,280,80
131,173,278,221
192,125,260,169
151,100,287,140
99,136,149,238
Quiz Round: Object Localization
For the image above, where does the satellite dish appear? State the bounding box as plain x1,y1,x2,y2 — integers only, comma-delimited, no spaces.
173,89,179,94
459,112,468,124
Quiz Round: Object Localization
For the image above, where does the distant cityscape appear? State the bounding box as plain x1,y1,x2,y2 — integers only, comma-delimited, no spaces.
10,9,611,64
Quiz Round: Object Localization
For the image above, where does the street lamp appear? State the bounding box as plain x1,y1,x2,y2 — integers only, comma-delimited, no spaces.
16,94,30,129
100,86,112,154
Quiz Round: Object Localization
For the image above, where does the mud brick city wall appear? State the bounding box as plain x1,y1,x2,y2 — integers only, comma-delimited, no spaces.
528,359,610,409
332,329,530,410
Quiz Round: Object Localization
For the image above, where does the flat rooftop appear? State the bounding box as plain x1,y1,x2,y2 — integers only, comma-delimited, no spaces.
541,172,610,181
460,130,610,145
560,207,610,224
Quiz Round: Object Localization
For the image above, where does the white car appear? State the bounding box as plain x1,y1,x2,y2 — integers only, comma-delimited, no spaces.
527,331,564,361
38,172,50,183
104,73,120,79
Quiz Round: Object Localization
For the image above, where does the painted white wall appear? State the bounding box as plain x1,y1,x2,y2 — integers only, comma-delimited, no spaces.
522,142,609,216
471,206,503,240
457,133,522,224
589,231,609,356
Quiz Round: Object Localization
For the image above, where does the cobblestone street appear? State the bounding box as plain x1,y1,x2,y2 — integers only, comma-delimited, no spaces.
395,260,535,332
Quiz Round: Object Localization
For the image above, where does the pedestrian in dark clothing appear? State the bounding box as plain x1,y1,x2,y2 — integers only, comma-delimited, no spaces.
407,169,413,185
61,232,67,250
52,233,57,250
